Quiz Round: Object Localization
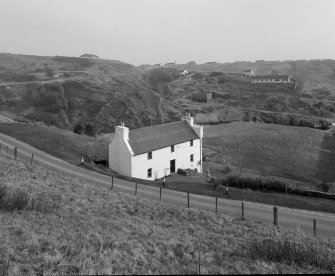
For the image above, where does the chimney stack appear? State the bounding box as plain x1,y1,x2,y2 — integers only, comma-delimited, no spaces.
115,122,129,140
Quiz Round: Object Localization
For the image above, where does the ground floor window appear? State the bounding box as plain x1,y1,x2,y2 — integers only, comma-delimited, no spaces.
147,168,152,178
190,154,194,162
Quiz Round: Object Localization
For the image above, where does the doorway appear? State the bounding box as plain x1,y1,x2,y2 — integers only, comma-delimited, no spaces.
170,159,176,173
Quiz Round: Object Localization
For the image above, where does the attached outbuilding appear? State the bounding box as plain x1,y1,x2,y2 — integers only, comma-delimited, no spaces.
109,115,203,180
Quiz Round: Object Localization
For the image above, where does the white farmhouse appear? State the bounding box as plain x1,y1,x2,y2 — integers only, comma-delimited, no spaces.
251,75,292,83
243,70,255,77
109,115,203,180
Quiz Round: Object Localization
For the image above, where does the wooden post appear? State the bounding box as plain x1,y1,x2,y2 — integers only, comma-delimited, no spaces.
313,219,316,237
187,192,190,208
215,197,218,214
159,187,162,201
242,202,244,220
30,153,34,165
135,182,137,196
273,207,278,226
0,143,2,153
14,147,17,160
6,146,8,157
111,176,114,190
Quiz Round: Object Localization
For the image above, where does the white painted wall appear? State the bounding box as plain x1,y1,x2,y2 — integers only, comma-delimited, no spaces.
131,139,202,180
109,126,132,175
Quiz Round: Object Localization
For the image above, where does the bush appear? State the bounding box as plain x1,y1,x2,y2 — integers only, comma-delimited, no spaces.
73,122,83,134
317,181,330,193
223,175,287,193
177,168,187,176
190,93,207,103
0,185,59,213
247,236,335,272
84,122,96,136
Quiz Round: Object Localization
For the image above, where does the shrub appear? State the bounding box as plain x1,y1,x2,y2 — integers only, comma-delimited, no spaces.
317,181,330,193
177,168,187,176
0,185,59,213
190,93,207,103
247,236,335,272
84,123,96,136
73,122,83,134
223,175,287,193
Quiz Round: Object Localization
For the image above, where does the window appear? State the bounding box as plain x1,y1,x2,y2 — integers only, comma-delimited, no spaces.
190,140,193,147
190,154,194,162
147,168,152,178
171,145,174,152
147,151,152,160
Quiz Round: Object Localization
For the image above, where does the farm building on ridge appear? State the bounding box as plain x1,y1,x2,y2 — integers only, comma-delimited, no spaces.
251,75,292,83
109,114,203,180
243,69,255,77
80,54,99,59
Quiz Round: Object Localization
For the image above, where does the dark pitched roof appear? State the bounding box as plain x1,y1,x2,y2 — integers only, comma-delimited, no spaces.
128,121,199,155
243,69,253,72
251,75,290,80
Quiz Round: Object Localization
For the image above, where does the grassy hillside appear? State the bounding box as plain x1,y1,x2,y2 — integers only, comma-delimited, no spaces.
203,122,335,189
1,153,335,274
0,53,182,133
0,122,111,163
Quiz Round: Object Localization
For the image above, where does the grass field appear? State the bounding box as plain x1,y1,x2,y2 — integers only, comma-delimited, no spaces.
203,121,335,189
0,123,112,163
1,122,335,214
1,153,334,274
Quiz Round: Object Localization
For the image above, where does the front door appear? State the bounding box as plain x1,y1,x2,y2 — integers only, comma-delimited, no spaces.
170,159,176,174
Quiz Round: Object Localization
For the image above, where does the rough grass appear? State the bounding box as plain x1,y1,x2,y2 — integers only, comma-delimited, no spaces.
203,121,335,186
0,123,111,163
246,236,335,272
1,152,335,274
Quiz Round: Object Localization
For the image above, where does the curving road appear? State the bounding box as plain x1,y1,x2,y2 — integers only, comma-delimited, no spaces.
0,132,335,238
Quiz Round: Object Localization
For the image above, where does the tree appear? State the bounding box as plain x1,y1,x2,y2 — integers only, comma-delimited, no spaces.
84,122,96,136
73,122,83,134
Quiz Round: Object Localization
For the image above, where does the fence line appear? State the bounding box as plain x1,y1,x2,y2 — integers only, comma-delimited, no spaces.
0,142,332,238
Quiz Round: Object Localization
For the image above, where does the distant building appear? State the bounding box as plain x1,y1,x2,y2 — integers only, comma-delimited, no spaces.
251,75,292,83
164,62,176,67
243,70,255,77
80,54,99,59
109,114,203,180
206,62,217,64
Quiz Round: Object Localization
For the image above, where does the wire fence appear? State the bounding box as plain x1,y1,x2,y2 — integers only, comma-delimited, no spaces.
0,142,334,239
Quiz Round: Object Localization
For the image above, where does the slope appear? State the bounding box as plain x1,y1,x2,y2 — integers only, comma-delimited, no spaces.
1,153,334,274
0,53,182,134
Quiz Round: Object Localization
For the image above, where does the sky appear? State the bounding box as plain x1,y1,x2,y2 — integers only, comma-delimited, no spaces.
0,0,334,65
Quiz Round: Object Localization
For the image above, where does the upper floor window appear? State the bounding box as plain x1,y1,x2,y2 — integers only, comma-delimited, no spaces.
190,140,193,147
171,145,175,152
190,154,194,162
147,151,152,160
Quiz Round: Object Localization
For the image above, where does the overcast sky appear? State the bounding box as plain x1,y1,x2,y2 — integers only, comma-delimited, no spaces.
0,0,334,65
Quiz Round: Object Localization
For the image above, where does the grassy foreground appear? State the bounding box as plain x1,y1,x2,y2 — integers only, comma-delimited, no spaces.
0,154,335,274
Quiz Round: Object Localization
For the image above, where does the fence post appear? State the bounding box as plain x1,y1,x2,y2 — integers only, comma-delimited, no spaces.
215,197,218,214
0,143,2,153
159,187,162,201
30,153,34,165
6,146,8,157
111,176,114,190
242,202,244,220
187,192,190,208
14,147,17,160
313,219,316,237
273,207,278,226
135,182,138,196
